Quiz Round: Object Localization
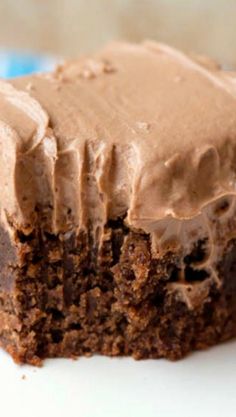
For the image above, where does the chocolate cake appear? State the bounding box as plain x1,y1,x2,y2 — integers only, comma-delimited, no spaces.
0,41,236,365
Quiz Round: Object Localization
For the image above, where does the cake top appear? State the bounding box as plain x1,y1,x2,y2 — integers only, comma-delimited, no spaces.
1,41,236,236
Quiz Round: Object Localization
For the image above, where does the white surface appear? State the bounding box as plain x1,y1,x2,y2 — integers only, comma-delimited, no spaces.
0,341,236,417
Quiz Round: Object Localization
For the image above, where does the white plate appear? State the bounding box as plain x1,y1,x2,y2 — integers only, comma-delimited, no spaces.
0,340,236,417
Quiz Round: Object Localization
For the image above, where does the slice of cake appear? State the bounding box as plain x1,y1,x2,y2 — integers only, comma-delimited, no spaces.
0,41,236,365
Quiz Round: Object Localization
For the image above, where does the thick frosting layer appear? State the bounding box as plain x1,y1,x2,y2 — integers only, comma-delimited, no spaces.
1,41,236,250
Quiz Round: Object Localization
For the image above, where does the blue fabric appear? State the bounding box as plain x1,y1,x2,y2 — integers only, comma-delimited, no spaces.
0,50,57,78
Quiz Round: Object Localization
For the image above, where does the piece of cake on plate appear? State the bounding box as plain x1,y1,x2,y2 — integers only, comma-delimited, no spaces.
0,41,236,364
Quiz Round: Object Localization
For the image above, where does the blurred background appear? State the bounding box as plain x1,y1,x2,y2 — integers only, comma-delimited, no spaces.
0,0,236,76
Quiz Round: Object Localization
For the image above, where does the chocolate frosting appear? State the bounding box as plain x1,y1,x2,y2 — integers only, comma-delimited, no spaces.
1,41,236,258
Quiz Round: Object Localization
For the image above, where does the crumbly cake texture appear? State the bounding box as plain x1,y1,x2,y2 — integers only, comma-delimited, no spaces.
0,41,236,364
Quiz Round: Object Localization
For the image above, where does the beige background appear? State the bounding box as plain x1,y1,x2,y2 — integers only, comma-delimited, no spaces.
0,0,236,66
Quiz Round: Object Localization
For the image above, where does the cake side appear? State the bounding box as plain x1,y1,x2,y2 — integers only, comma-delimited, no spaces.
0,196,236,364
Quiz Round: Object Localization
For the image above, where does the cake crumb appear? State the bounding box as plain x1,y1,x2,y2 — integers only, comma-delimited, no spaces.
26,82,33,91
174,75,183,83
21,374,26,380
136,121,150,131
